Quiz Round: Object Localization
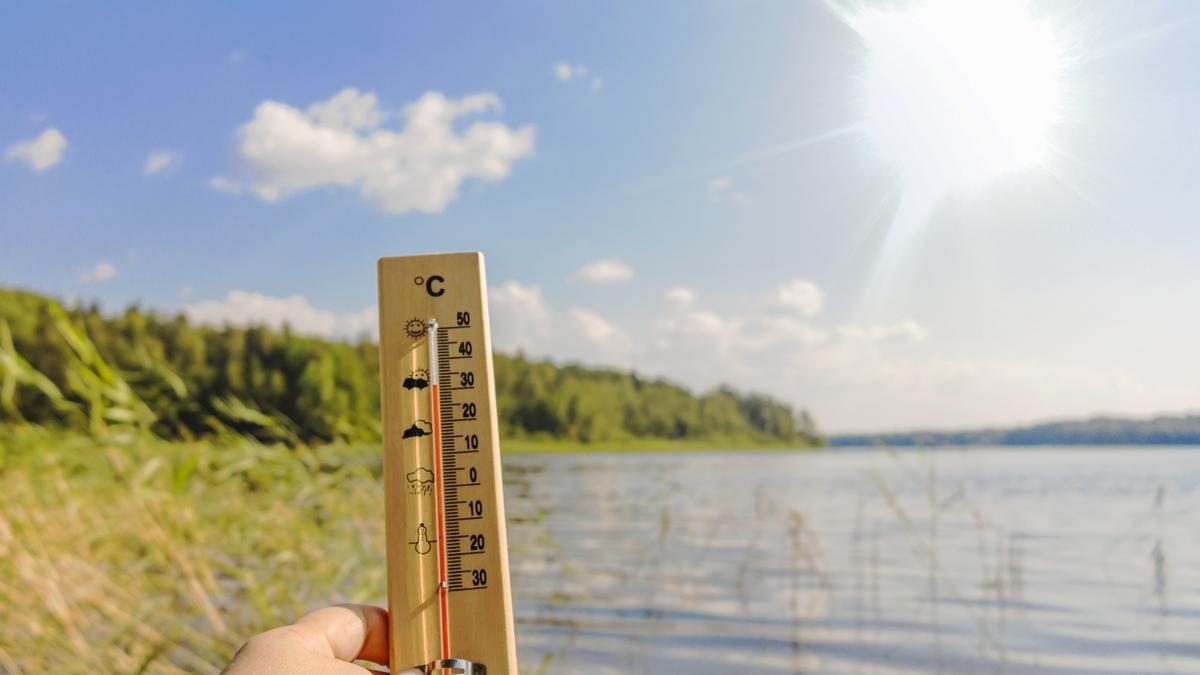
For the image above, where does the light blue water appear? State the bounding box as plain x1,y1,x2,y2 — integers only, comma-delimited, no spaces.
503,448,1200,674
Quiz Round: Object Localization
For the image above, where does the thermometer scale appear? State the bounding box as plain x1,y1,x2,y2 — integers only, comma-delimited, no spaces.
378,252,517,674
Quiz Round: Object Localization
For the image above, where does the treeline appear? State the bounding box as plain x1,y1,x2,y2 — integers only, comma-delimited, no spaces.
831,415,1200,447
0,287,821,447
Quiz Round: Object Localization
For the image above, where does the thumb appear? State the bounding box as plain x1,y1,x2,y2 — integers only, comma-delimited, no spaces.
291,604,390,664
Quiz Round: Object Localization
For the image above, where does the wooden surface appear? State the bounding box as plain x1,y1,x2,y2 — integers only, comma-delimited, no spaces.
378,252,517,674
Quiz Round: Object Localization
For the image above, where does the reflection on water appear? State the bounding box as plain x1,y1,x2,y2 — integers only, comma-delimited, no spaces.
503,448,1200,674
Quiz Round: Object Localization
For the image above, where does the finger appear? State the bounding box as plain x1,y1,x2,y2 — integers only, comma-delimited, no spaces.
343,604,389,665
292,604,390,664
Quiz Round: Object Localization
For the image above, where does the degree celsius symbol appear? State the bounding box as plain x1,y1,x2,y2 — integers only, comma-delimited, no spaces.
414,274,446,297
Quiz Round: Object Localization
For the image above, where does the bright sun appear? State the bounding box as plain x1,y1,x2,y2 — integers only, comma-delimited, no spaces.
854,0,1064,197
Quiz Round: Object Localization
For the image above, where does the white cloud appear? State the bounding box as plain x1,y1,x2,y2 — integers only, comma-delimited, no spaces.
837,319,928,342
568,307,633,364
707,174,752,207
708,175,733,192
339,306,379,339
576,258,634,284
554,62,603,91
486,274,955,430
487,281,633,364
488,281,551,353
770,280,825,317
208,175,243,195
664,286,696,309
745,315,830,350
569,308,622,344
183,290,376,340
307,88,387,130
6,128,67,172
227,87,535,215
645,293,1148,433
553,62,589,81
477,274,1183,432
143,150,181,176
644,294,947,430
79,262,116,284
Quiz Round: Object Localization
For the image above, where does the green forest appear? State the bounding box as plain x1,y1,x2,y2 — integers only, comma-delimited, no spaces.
0,287,821,448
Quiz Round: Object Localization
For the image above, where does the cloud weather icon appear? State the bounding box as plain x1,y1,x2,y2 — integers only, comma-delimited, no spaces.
402,420,433,439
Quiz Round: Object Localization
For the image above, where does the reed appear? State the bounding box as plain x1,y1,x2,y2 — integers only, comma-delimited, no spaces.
0,425,387,673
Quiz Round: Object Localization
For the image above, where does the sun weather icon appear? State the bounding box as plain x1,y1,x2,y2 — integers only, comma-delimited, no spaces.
403,369,430,390
405,318,426,339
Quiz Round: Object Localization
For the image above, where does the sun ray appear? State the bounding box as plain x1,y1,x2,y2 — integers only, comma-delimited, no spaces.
844,0,1068,301
622,124,864,199
1072,11,1200,68
1039,148,1110,220
723,124,865,173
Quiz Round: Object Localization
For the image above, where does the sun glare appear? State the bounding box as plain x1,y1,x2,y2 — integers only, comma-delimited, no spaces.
854,0,1063,196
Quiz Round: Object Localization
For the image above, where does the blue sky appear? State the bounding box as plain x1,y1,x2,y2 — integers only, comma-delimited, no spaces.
3,1,1199,432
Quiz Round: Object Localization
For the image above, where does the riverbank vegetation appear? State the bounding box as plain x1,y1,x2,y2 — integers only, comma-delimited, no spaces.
0,284,819,672
0,425,385,672
0,287,821,448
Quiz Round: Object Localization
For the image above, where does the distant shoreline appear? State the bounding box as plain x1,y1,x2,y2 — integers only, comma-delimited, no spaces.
830,413,1200,447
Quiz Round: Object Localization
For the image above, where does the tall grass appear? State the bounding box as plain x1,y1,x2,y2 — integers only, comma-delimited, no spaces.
0,425,387,673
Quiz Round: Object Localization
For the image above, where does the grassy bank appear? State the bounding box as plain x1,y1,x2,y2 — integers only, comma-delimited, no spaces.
0,426,387,673
0,424,818,672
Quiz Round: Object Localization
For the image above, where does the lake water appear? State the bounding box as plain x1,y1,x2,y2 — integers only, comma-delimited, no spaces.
502,448,1200,674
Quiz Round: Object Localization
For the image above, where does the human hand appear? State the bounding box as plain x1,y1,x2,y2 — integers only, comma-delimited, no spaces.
221,604,409,675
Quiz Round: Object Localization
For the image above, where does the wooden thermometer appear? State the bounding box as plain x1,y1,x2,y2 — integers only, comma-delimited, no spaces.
377,252,517,675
